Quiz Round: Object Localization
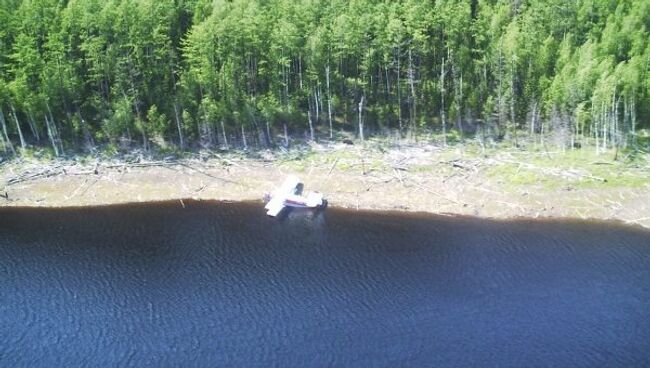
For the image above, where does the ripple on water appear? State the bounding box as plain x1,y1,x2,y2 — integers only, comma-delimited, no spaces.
1,201,649,367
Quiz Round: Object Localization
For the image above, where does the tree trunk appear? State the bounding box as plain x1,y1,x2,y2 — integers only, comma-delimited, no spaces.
318,83,324,121
540,106,546,148
174,103,184,150
202,103,213,148
307,98,315,141
408,48,417,140
326,64,333,139
530,101,537,137
0,126,5,154
283,50,290,113
497,38,505,128
510,56,517,147
27,110,40,142
591,105,602,154
384,64,392,133
630,96,636,148
613,94,619,159
396,46,403,135
77,111,95,151
141,130,148,151
314,88,320,125
246,104,259,148
572,106,578,150
10,104,26,150
603,99,611,152
298,54,303,90
221,120,229,150
169,51,183,150
358,95,365,141
46,103,64,155
241,123,247,150
45,116,60,156
440,56,447,146
620,96,627,147
453,63,464,143
265,119,273,147
0,108,15,154
283,123,289,147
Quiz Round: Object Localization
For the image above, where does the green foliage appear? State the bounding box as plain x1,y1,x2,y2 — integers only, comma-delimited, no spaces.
0,0,648,152
146,105,168,136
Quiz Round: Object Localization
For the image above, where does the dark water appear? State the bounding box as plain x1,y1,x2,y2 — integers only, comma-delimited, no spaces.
1,201,650,367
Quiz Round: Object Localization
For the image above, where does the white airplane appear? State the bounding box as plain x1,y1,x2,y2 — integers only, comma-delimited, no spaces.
264,176,324,217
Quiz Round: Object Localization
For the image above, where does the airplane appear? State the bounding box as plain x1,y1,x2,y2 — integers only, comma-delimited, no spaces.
264,175,324,217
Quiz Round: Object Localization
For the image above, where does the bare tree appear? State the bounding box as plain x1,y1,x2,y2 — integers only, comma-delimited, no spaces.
27,110,40,142
44,115,59,156
46,103,64,155
440,55,447,146
307,94,315,141
10,104,26,150
326,64,333,139
0,108,15,154
407,48,417,139
358,95,365,141
173,103,184,150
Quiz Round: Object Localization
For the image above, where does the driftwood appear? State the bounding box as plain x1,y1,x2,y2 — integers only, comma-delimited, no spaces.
176,162,238,184
375,164,467,206
5,159,239,187
6,161,106,185
65,177,92,201
412,180,466,206
496,158,607,182
103,161,172,169
393,168,405,186
327,157,339,177
6,165,65,185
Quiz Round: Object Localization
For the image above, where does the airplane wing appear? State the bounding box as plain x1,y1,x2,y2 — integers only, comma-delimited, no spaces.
265,176,300,216
265,196,285,216
278,176,300,195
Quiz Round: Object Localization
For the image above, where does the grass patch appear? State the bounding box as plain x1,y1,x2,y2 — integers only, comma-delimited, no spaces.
482,147,650,190
483,164,555,188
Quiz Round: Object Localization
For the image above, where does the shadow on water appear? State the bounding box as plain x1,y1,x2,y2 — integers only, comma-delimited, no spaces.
273,198,329,222
1,200,649,367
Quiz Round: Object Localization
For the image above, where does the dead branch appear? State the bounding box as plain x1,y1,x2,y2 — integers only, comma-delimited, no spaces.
6,165,64,185
393,168,405,187
496,158,607,182
176,162,239,184
103,161,171,169
327,157,339,177
408,178,466,206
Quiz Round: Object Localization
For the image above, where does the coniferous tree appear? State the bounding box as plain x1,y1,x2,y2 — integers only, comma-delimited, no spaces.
0,0,647,153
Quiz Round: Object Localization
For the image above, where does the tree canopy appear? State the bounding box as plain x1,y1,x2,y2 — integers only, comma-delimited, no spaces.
0,0,648,153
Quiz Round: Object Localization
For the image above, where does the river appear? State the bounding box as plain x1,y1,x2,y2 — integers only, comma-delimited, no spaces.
1,201,649,367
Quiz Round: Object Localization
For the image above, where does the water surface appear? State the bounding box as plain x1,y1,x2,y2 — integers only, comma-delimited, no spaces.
1,201,649,367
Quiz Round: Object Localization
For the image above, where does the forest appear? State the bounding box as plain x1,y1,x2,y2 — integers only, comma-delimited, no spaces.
0,0,649,155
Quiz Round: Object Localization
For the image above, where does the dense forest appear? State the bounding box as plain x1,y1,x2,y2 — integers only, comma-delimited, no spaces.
0,0,649,155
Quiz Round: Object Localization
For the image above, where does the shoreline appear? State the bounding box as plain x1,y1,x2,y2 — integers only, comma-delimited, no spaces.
2,142,649,229
4,198,650,236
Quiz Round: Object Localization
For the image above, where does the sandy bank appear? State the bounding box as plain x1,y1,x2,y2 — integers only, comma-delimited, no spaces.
2,143,649,229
